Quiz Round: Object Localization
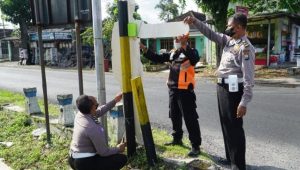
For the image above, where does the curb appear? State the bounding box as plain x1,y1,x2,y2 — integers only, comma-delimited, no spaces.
255,80,300,88
196,77,300,88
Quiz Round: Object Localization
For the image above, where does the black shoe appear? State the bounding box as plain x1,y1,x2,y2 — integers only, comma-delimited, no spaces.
164,140,183,146
217,157,231,165
188,147,200,157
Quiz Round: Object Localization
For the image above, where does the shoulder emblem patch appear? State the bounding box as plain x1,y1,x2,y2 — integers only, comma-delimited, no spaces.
243,49,250,60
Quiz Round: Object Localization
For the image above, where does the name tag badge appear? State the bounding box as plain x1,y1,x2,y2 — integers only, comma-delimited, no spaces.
228,75,239,92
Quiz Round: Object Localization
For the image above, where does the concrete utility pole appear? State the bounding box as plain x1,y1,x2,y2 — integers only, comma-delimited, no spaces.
92,0,108,143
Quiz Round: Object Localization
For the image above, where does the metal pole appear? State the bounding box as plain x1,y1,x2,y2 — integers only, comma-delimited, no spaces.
92,0,108,143
74,0,83,95
118,0,136,157
75,21,84,95
38,26,51,144
267,19,271,67
34,0,51,145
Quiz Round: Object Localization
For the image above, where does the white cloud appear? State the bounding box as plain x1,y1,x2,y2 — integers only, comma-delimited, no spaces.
101,0,199,23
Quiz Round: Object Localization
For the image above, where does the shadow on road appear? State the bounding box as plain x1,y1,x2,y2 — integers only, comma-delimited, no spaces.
209,154,286,170
246,165,286,170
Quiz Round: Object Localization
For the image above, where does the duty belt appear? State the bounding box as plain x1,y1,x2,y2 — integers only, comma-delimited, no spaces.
69,150,96,159
217,77,244,84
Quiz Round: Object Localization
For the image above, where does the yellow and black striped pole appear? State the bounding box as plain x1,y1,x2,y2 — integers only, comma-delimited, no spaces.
131,77,157,166
118,0,136,157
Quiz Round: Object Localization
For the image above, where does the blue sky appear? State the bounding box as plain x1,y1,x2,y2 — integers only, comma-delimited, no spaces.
101,0,199,24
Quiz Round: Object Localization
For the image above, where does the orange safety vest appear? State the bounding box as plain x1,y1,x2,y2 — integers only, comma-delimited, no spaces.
177,60,196,90
144,46,198,90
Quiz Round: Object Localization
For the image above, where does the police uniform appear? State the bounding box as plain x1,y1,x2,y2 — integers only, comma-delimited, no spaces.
193,19,255,170
143,46,202,150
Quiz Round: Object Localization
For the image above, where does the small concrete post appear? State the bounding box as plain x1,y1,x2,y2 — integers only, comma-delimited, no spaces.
57,94,75,127
23,87,41,115
108,103,125,144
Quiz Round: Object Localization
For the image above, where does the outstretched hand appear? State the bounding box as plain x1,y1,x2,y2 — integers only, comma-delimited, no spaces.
140,43,146,50
114,93,123,103
139,43,148,53
183,16,196,25
117,141,127,153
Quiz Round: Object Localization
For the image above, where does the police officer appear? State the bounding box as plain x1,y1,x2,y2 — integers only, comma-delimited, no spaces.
140,34,202,157
184,13,255,170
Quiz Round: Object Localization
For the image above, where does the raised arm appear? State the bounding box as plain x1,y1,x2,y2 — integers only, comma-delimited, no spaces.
140,43,170,63
184,16,229,47
95,99,116,118
95,93,122,118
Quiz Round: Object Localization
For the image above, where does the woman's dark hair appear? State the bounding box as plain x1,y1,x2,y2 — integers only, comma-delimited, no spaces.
76,95,93,114
230,13,248,29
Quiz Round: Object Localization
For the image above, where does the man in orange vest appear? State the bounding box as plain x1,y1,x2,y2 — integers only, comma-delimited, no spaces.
140,33,202,157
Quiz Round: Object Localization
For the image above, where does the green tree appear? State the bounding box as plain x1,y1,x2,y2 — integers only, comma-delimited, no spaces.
194,0,230,35
193,0,231,66
133,5,142,20
81,27,93,46
155,0,179,21
0,0,31,49
178,0,187,15
181,0,299,65
82,0,142,46
241,0,300,14
81,0,142,60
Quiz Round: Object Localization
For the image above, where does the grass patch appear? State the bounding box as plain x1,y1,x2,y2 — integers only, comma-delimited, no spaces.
196,66,290,79
125,129,213,170
0,111,71,170
37,99,60,117
0,89,60,117
254,67,289,79
0,89,214,170
0,89,24,106
152,129,212,161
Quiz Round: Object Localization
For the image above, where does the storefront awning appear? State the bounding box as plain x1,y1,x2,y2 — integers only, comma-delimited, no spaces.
248,12,300,25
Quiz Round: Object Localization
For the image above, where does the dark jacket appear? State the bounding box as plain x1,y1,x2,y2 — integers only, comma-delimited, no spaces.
144,46,199,90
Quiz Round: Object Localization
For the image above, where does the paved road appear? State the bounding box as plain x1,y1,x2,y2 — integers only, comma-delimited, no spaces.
0,66,299,170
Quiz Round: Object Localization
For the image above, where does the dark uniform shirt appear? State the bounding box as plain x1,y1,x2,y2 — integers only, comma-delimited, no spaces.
193,19,255,107
144,46,199,90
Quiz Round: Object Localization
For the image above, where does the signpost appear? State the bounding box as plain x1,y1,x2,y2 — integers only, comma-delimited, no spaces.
32,0,51,144
131,77,157,166
30,0,92,96
29,0,93,143
118,0,136,157
112,0,189,161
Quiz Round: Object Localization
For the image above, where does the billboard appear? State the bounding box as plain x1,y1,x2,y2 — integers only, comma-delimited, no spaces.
29,32,73,41
29,0,92,27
